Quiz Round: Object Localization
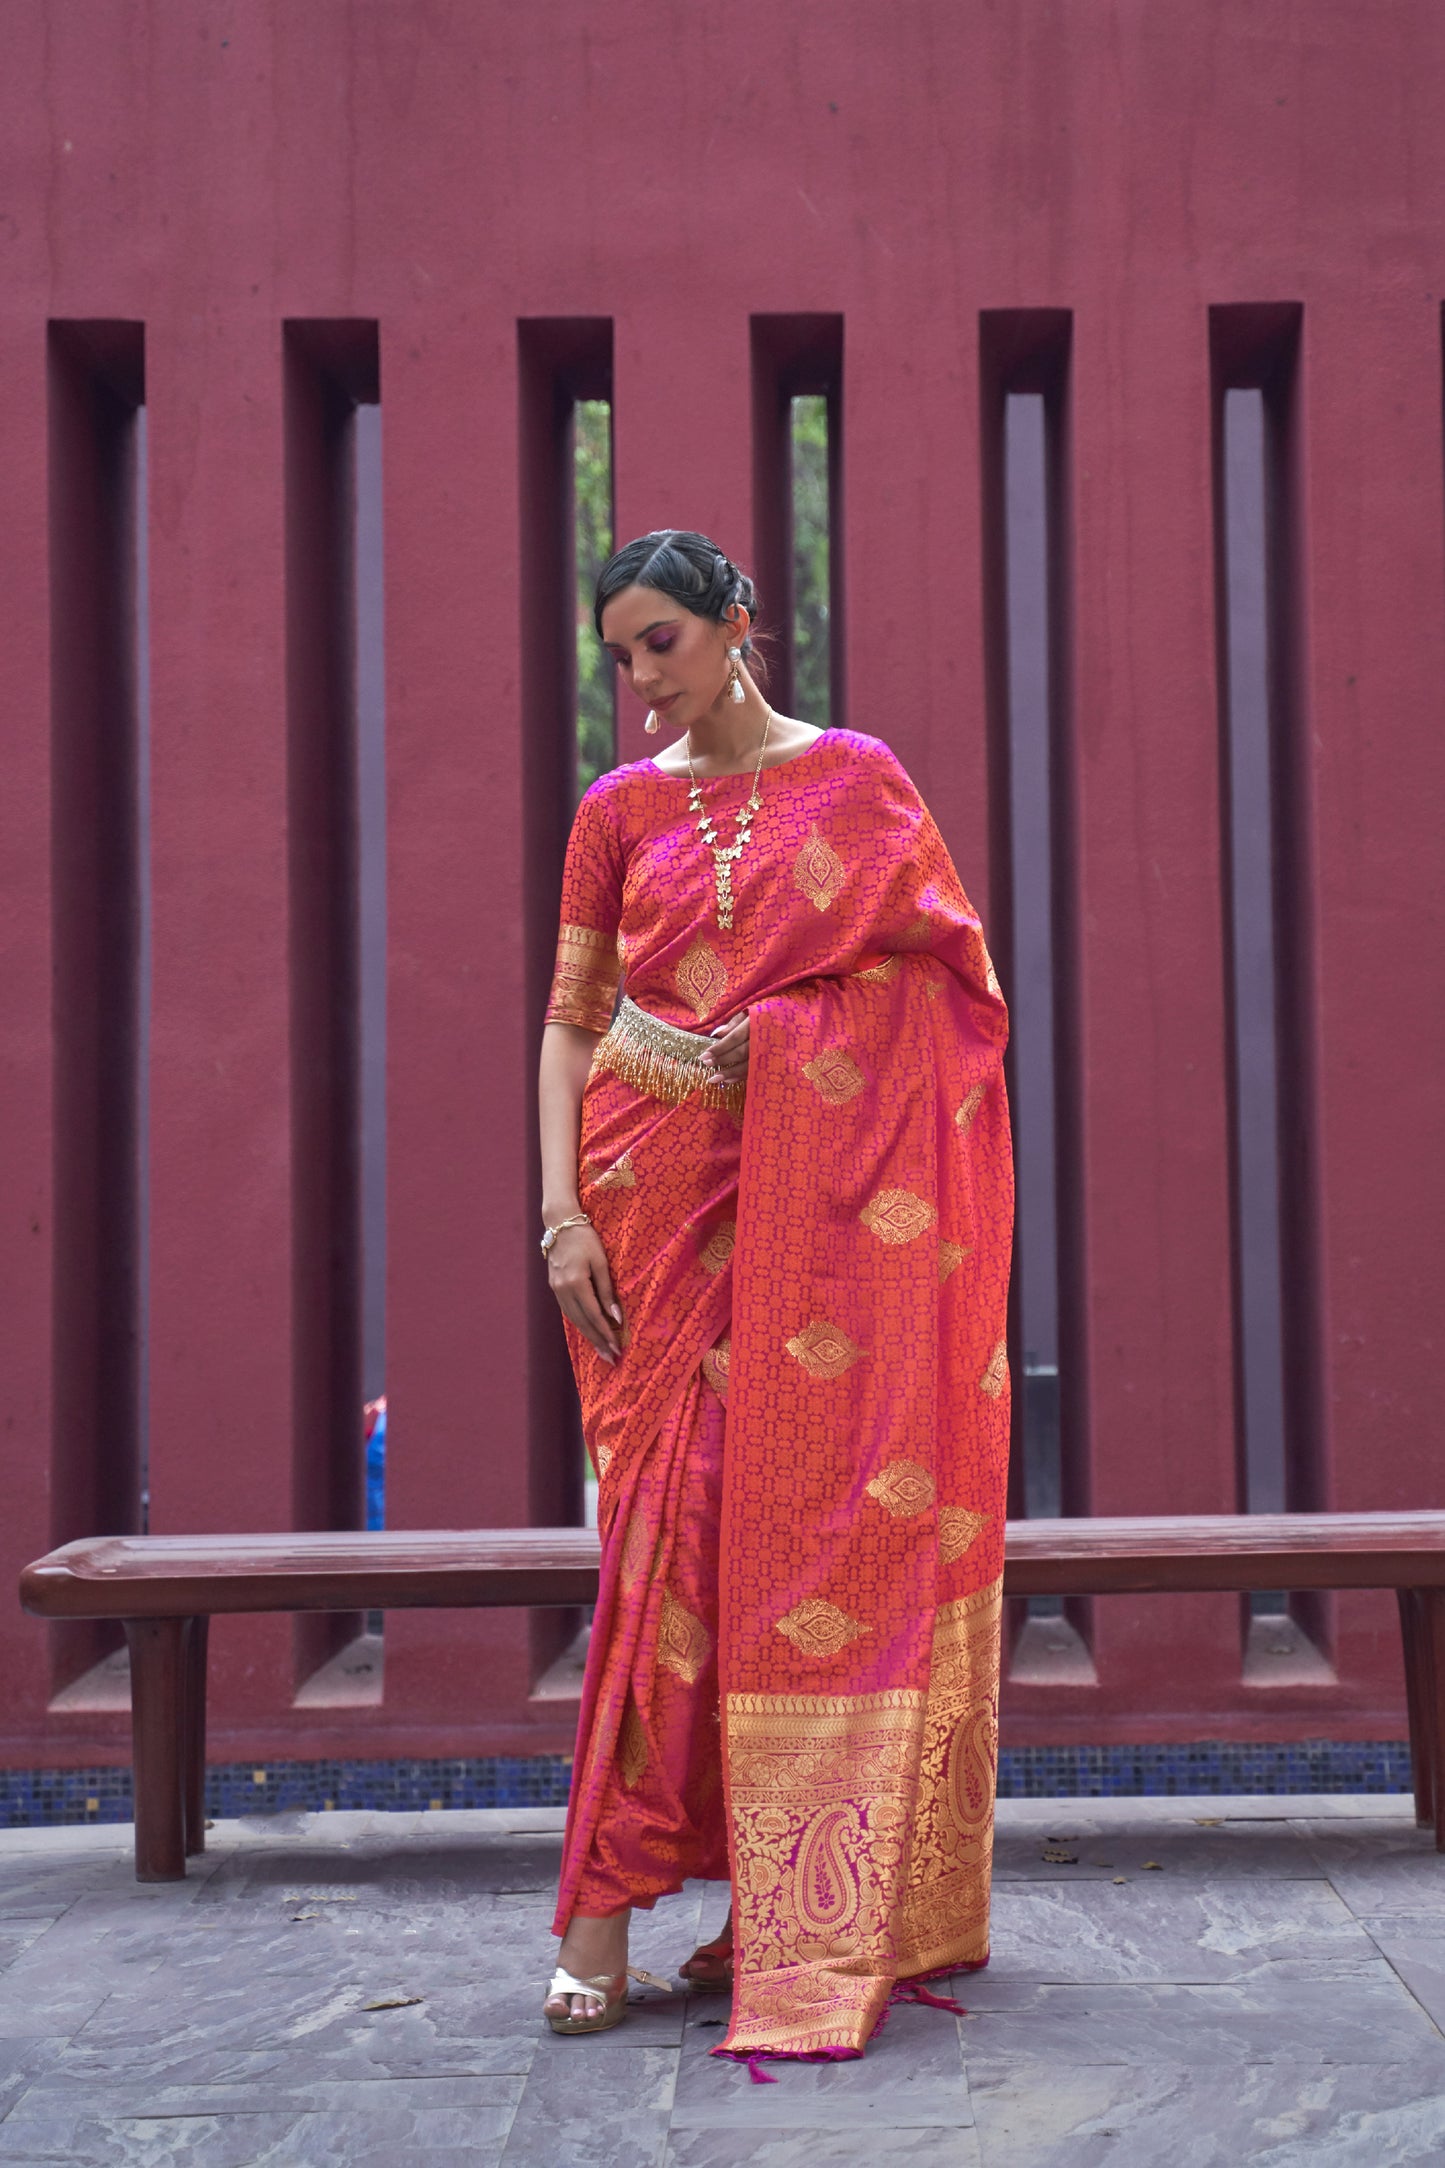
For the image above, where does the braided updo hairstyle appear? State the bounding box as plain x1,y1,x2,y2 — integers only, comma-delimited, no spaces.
593,530,767,681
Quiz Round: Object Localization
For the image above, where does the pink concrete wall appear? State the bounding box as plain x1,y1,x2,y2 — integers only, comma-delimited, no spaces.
1,0,1442,1769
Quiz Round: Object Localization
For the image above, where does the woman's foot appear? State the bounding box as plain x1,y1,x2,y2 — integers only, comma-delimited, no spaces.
545,1909,632,2026
679,1906,733,1991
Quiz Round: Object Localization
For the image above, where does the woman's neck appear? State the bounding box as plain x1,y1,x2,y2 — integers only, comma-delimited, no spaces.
679,692,775,775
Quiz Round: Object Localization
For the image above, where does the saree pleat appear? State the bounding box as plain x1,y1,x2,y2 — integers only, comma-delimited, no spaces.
544,729,1013,2063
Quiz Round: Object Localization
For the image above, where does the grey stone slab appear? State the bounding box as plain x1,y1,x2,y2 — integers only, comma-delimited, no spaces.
992,1818,1320,1882
195,1837,564,1909
0,2039,71,2124
0,1926,47,1974
1356,1912,1445,2030
954,1970,1445,2065
996,1794,1417,1827
988,1878,1382,1983
666,2130,983,2167
1291,1818,1445,1916
669,1997,971,2129
500,2044,675,2166
966,2059,1445,2167
23,2073,524,2117
0,2101,515,2165
0,1857,126,1918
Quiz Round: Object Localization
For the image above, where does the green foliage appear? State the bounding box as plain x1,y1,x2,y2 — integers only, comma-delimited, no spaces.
791,396,830,728
574,400,615,797
570,396,830,793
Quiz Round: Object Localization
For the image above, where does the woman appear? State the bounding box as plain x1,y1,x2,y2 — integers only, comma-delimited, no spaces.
537,530,1013,2069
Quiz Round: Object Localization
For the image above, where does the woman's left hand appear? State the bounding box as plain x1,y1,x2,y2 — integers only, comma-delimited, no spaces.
702,1008,750,1087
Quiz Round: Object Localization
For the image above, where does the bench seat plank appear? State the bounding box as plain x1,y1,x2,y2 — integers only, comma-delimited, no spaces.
21,1514,1445,1621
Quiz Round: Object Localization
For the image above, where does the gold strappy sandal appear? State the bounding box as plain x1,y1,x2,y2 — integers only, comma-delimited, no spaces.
544,1964,672,2035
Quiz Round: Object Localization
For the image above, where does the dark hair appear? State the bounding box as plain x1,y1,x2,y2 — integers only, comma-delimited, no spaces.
593,530,766,677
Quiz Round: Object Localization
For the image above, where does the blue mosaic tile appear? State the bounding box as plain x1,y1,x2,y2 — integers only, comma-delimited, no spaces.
0,1740,1411,1829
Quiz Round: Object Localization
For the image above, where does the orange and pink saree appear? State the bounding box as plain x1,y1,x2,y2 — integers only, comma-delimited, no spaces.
543,727,1013,2065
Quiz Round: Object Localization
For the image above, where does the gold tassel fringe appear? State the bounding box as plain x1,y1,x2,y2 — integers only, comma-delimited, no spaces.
591,994,746,1115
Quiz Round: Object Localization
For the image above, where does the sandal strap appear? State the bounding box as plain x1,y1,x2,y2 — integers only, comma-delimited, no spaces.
548,1967,621,1998
547,1964,675,1999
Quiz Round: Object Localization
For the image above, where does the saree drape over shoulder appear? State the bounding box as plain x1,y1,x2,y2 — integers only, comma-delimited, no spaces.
542,728,1013,2064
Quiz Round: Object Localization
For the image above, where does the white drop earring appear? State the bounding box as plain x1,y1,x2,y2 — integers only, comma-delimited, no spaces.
644,709,660,734
726,647,745,704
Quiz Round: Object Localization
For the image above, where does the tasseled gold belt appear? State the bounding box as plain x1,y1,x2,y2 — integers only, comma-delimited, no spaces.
591,993,746,1115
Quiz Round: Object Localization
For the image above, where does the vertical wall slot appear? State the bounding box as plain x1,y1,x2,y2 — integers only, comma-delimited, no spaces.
47,323,148,1704
979,311,1092,1683
750,317,845,729
574,397,615,796
283,321,381,1695
1209,304,1328,1680
519,320,614,1677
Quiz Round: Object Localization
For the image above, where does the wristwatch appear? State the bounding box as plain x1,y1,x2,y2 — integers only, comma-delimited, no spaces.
540,1211,592,1255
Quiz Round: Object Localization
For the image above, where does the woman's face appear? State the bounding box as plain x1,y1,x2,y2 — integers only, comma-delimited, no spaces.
599,584,741,726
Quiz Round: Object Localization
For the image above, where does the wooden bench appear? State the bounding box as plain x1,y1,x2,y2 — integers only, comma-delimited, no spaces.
19,1511,1445,1879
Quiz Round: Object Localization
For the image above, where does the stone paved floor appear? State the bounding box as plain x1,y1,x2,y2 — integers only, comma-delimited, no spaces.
0,1793,1439,2164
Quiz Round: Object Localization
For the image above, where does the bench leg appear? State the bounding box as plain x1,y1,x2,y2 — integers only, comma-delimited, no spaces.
183,1617,209,1857
125,1617,190,1882
1425,1591,1445,1855
1397,1590,1434,1831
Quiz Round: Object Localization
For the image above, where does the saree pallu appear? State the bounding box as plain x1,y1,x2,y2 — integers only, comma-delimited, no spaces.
545,731,1013,2063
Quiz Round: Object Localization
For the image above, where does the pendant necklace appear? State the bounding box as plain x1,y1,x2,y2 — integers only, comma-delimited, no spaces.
686,706,774,930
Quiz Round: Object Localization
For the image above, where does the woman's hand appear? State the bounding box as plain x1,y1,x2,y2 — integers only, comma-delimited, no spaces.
701,1007,750,1088
547,1222,624,1364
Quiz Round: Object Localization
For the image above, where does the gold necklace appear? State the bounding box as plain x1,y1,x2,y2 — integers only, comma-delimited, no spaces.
686,707,774,930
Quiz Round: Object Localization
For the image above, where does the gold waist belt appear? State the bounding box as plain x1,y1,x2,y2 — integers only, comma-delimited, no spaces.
591,993,746,1115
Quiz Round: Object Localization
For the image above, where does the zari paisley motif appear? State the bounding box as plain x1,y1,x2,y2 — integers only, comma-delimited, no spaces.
978,1338,1009,1398
859,1188,938,1245
800,1046,866,1106
937,1239,969,1282
784,1319,864,1380
792,824,848,911
897,1579,1002,1978
938,1507,990,1563
675,934,729,1020
854,950,902,983
865,1459,937,1518
775,1597,872,1658
657,1586,712,1685
589,1148,636,1190
955,1080,989,1131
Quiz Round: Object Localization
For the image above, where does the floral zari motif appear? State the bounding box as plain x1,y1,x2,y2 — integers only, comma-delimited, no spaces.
775,1597,872,1658
785,1319,864,1379
793,824,848,911
859,1189,937,1246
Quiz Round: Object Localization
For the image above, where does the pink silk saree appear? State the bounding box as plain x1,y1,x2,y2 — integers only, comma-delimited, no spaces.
543,727,1013,2063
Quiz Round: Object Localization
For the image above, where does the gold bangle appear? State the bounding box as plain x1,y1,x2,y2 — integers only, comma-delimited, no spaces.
540,1211,591,1255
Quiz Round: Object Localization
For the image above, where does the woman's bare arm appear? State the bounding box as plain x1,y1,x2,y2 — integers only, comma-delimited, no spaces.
539,1021,623,1363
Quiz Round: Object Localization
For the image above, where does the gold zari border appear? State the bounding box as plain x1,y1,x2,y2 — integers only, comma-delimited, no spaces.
545,921,621,1035
723,1575,1003,2054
